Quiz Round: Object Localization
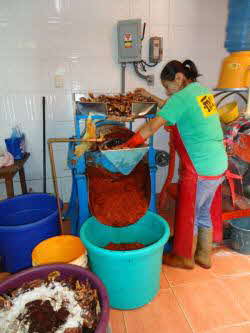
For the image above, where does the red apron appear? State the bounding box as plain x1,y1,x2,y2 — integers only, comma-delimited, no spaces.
171,126,223,259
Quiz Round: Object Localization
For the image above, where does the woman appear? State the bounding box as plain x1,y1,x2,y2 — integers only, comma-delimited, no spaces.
122,59,228,270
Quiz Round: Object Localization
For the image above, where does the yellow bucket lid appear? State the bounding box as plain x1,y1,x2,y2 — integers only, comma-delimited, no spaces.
218,102,239,124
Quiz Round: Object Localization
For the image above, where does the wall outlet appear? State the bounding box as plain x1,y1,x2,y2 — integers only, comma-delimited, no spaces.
55,75,64,88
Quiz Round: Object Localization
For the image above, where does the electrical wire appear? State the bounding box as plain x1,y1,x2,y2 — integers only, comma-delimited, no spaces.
133,62,150,80
141,60,158,68
139,60,146,72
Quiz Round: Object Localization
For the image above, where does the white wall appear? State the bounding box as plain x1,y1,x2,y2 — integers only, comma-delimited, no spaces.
0,0,228,201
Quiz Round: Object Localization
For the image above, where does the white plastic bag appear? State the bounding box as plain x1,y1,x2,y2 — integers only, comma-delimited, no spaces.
0,152,14,167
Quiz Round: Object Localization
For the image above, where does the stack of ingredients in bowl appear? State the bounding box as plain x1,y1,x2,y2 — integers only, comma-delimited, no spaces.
0,271,101,333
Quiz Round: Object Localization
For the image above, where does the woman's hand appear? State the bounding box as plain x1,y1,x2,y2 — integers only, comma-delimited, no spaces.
134,88,166,107
134,88,152,99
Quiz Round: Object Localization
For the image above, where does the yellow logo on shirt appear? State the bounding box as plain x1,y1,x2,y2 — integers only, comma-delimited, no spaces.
196,94,217,117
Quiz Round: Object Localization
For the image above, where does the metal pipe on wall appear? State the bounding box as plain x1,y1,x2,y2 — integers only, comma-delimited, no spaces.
121,63,126,95
47,137,105,233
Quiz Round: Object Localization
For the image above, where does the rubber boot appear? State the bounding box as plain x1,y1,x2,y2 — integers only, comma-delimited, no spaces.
195,227,212,269
163,236,197,270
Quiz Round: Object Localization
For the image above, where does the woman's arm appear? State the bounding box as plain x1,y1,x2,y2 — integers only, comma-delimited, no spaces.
135,88,167,108
120,116,166,148
138,116,166,140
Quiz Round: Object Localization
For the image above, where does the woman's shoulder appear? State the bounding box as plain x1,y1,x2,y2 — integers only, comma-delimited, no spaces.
181,82,212,96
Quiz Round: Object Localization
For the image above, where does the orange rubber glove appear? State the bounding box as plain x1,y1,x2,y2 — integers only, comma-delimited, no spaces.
123,132,145,148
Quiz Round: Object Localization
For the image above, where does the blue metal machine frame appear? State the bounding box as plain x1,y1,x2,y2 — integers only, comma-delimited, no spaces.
66,112,157,236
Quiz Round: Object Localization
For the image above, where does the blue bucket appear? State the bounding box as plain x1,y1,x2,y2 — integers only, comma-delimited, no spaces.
229,217,250,254
80,211,169,309
0,194,62,273
5,135,25,160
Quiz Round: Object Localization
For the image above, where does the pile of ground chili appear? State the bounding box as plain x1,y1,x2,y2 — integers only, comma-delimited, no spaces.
87,161,150,227
21,299,69,333
87,127,150,227
104,242,146,251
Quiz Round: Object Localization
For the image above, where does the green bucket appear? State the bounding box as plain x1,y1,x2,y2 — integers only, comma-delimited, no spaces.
80,211,169,310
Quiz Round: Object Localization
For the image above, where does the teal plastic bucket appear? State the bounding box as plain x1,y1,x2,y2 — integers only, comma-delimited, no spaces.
80,211,169,310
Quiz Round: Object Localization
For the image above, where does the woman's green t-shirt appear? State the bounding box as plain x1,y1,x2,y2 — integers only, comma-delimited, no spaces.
157,82,228,176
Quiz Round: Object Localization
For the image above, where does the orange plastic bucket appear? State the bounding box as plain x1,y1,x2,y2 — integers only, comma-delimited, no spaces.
217,51,250,89
32,235,87,267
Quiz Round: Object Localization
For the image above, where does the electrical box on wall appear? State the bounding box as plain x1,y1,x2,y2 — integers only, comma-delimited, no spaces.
117,19,142,63
149,37,163,63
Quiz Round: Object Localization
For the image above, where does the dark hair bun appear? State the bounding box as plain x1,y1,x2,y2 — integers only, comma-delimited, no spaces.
160,59,202,82
182,60,201,80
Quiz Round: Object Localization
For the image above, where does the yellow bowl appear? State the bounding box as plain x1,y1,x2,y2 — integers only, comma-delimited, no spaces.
32,235,87,267
218,102,239,124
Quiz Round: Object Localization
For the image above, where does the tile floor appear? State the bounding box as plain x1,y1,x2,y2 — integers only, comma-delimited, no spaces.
62,219,250,333
109,246,250,333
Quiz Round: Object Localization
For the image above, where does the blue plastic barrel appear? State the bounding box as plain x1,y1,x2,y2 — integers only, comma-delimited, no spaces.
80,211,169,310
225,0,250,52
0,194,62,273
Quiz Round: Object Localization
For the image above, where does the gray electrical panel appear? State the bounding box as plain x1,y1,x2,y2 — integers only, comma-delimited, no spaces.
117,19,142,63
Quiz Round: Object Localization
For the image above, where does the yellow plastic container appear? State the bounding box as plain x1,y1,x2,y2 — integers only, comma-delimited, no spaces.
218,102,239,124
32,235,87,267
217,51,250,89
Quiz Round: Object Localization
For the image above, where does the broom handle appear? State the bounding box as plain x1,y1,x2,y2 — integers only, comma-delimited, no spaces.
48,141,63,233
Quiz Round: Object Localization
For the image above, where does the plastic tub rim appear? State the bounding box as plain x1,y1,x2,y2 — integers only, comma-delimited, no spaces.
0,263,109,333
80,211,170,257
32,235,87,266
229,219,250,232
0,193,63,231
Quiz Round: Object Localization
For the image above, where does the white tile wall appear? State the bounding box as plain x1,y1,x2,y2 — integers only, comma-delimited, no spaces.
150,0,170,25
0,0,229,201
169,0,228,26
